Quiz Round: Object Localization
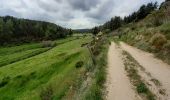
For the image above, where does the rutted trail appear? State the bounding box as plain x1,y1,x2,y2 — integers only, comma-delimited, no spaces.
106,41,170,100
106,42,140,100
120,42,170,100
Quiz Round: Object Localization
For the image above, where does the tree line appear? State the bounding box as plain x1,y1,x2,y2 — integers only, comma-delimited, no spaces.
92,2,158,35
0,16,72,45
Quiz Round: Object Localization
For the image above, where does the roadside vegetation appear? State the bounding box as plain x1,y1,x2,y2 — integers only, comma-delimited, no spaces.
118,1,170,64
84,34,110,100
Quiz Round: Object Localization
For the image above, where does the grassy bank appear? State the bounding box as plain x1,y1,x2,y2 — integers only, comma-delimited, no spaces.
116,6,170,64
84,35,110,100
119,22,170,64
0,36,93,100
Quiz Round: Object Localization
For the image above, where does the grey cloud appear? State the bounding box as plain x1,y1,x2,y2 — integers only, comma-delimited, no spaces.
86,0,114,23
0,0,165,29
37,1,59,12
67,0,101,11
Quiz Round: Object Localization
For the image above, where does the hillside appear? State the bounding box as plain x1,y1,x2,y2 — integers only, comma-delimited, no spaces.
92,0,170,64
118,0,170,64
0,16,71,45
74,29,91,33
0,36,93,99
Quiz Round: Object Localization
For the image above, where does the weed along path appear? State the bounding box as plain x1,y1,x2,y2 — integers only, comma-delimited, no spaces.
106,42,140,100
120,42,170,100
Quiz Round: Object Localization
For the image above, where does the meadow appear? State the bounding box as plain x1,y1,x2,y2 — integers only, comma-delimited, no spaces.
0,36,92,100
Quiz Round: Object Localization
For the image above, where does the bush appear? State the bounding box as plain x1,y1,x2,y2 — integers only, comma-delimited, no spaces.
75,61,84,68
0,76,10,88
40,86,53,100
131,25,137,30
150,33,167,49
160,23,170,34
163,40,170,51
137,83,148,93
42,41,56,48
160,23,170,40
151,10,165,26
103,29,111,34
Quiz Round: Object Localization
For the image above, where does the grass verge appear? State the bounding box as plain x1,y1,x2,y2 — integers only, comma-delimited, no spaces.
84,35,110,100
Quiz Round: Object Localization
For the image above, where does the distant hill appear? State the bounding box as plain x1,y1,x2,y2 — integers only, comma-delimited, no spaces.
0,16,70,45
74,29,91,33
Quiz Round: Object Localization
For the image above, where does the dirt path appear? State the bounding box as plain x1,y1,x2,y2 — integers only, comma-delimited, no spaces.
120,42,170,100
106,42,140,100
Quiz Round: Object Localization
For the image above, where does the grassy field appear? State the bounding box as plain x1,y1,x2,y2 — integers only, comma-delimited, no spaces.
0,37,78,67
0,36,92,100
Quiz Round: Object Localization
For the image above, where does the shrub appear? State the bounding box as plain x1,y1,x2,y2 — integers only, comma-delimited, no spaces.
160,23,170,40
151,10,165,26
137,83,148,93
0,76,10,88
150,33,167,49
40,86,53,100
131,25,136,30
160,23,170,34
163,40,170,51
42,41,56,48
75,61,84,68
103,29,111,34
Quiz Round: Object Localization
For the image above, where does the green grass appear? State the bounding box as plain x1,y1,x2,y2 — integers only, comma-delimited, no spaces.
0,37,77,67
0,37,76,56
0,48,50,67
0,36,92,100
0,43,43,56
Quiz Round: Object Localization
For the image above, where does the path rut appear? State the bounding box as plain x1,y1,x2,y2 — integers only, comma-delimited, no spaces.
120,42,170,100
106,42,140,100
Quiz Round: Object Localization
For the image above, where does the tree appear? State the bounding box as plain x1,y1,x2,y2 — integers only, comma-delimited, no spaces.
123,2,158,23
0,18,4,44
3,19,14,41
137,5,147,20
92,27,99,36
110,16,122,30
0,18,3,34
68,29,73,36
145,2,158,14
0,16,70,45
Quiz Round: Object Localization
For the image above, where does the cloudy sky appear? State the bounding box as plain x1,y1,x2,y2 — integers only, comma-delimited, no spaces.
0,0,165,29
